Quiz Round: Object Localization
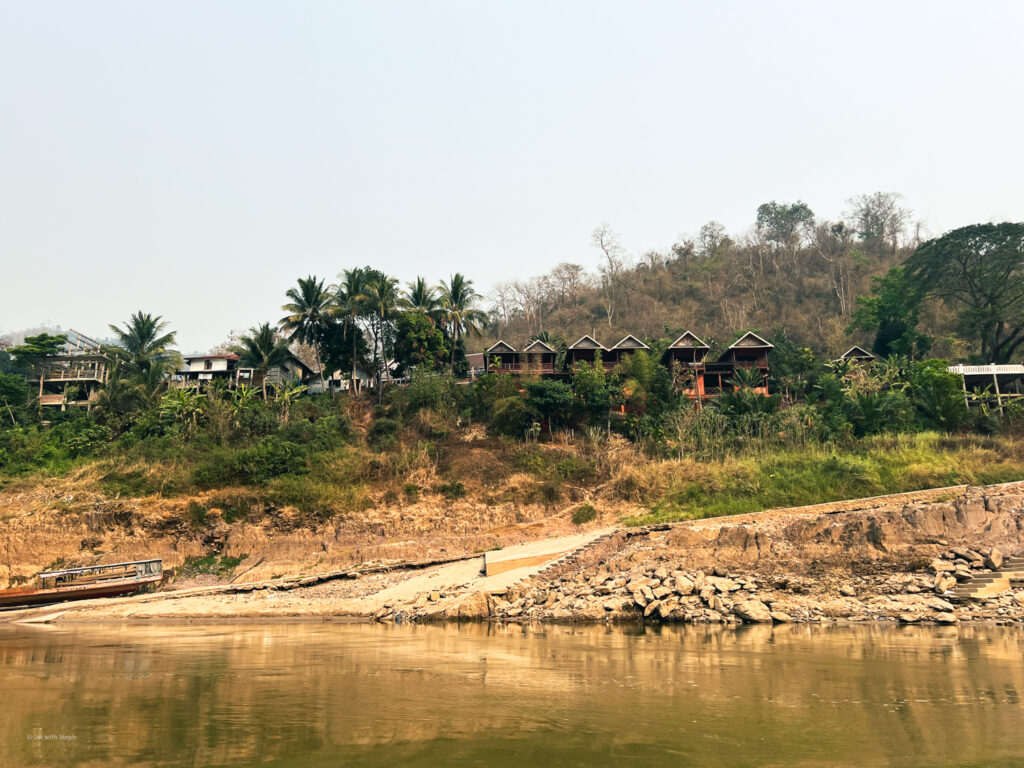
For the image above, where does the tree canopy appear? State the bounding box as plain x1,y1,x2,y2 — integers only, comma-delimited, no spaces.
905,223,1024,363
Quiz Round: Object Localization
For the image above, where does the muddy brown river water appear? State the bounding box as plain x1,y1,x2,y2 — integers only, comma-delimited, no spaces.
2,621,1023,767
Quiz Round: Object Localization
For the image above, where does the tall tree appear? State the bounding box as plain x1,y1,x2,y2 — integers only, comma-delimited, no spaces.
848,266,931,359
335,267,368,392
393,311,448,373
439,273,488,370
280,275,335,388
233,322,294,399
905,223,1024,363
755,201,815,249
108,313,178,373
361,270,400,397
6,333,68,375
401,277,442,321
845,192,910,254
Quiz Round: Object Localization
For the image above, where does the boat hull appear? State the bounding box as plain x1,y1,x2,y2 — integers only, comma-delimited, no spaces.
0,576,163,608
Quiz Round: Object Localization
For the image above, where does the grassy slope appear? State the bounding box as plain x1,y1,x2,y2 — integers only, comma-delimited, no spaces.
3,426,1024,534
620,433,1024,525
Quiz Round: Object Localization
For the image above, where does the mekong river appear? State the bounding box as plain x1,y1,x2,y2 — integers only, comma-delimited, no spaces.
3,621,1024,767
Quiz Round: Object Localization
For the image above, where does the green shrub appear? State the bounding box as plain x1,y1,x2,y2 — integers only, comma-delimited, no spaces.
208,491,261,523
572,503,597,525
437,480,466,499
186,500,208,527
470,374,521,421
100,469,160,497
404,482,420,501
491,396,536,439
178,553,248,579
368,417,399,449
404,371,461,415
533,479,561,507
555,455,595,482
194,437,305,487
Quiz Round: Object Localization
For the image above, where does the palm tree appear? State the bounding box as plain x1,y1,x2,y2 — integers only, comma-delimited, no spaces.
727,365,764,391
280,276,335,389
438,273,488,370
363,273,400,398
335,268,368,392
108,312,178,373
233,323,294,399
401,277,441,322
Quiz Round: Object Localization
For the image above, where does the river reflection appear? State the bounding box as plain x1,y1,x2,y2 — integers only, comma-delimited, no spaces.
2,621,1024,767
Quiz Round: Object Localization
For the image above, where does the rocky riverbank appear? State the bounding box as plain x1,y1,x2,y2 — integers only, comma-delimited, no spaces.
371,483,1024,626
11,481,1022,628
482,545,1024,626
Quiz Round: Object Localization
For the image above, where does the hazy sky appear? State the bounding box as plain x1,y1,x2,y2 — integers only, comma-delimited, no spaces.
2,1,1021,352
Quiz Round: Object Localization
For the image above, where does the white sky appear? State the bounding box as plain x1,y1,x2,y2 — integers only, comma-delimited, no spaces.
1,1,1022,352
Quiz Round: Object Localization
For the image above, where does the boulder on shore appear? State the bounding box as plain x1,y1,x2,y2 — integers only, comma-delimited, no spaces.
985,548,1004,570
445,591,492,619
733,599,773,624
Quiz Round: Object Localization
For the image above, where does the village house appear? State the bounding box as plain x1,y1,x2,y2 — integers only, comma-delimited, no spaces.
608,335,649,366
484,341,519,373
566,335,613,370
312,367,377,394
838,345,875,363
36,330,112,410
705,331,773,396
176,354,316,391
176,354,241,386
663,331,711,401
521,339,557,373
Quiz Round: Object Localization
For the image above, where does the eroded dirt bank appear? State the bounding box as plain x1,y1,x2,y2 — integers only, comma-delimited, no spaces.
0,477,619,589
6,483,1024,626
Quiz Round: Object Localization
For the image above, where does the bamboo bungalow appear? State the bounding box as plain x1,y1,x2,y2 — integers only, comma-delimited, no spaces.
609,335,650,365
838,345,875,363
707,331,773,395
663,331,711,401
521,339,557,373
484,341,519,373
566,335,613,370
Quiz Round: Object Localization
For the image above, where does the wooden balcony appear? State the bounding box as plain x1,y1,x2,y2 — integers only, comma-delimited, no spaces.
487,363,556,374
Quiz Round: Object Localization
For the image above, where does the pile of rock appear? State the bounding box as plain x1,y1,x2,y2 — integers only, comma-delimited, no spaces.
930,546,1003,594
488,565,779,625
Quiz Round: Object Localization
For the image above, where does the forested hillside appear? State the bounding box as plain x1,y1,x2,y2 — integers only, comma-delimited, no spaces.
483,192,963,358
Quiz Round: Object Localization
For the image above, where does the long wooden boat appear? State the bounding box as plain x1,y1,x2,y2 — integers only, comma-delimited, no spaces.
0,559,164,609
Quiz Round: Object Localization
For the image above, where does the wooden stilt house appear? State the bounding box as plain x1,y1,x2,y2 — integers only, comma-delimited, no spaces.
484,341,519,373
521,339,557,374
714,331,773,394
838,345,875,363
566,335,612,370
609,335,650,366
663,331,711,401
